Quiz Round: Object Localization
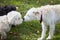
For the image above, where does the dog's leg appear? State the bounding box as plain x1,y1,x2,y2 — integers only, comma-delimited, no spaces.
47,23,55,40
1,32,7,40
38,22,47,40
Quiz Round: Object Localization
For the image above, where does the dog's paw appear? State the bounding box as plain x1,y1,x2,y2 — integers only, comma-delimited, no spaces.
46,37,52,40
37,38,44,40
1,37,6,40
46,39,52,40
1,35,7,40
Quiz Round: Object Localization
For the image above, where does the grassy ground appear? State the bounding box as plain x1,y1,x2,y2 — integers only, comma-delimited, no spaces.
0,0,60,40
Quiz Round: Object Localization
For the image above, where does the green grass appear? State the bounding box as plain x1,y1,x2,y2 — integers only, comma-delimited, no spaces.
6,21,60,40
0,0,60,40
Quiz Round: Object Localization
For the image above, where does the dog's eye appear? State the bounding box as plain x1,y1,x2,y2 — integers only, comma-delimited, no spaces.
33,12,39,15
27,15,30,17
18,18,20,20
15,18,20,20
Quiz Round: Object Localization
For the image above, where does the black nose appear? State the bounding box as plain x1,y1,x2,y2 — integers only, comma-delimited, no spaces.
23,18,24,20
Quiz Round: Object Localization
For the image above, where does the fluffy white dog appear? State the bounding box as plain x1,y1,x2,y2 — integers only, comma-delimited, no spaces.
0,11,23,39
24,5,60,40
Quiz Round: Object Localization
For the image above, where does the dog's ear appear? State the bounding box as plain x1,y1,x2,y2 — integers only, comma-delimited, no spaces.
33,12,39,15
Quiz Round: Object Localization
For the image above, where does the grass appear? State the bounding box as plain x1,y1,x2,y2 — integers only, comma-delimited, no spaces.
0,0,60,40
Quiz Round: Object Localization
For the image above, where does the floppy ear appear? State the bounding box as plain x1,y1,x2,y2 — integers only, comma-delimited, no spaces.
33,12,39,15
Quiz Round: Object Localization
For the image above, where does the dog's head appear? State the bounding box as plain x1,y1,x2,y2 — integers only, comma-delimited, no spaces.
4,5,17,13
7,11,23,25
0,5,18,16
24,7,41,21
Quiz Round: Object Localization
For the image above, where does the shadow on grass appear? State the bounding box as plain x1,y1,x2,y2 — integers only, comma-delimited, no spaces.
6,21,60,40
6,21,41,40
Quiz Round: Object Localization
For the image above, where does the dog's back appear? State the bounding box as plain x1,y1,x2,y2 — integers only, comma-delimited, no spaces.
40,5,60,23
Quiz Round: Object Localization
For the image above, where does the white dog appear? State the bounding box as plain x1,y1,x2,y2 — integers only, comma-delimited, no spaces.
24,5,60,40
0,11,23,39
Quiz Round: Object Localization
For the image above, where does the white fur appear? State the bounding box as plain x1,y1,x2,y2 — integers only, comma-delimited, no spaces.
24,5,60,40
7,11,23,25
0,11,23,39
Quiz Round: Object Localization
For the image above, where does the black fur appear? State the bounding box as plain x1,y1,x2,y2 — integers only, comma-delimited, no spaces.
0,5,16,16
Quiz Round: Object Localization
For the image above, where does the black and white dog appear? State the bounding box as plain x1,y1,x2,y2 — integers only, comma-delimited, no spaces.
0,5,23,40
